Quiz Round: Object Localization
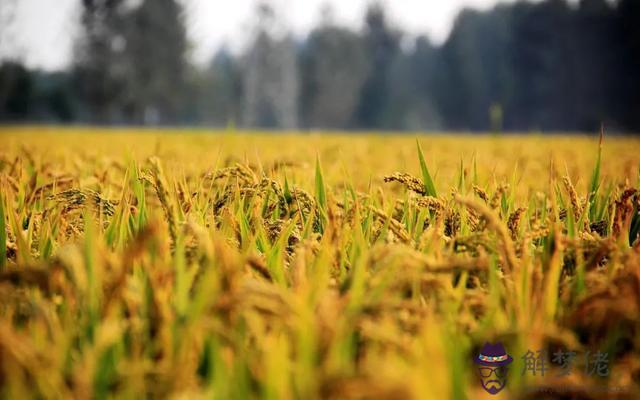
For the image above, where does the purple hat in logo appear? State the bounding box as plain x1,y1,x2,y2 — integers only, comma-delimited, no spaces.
474,342,513,367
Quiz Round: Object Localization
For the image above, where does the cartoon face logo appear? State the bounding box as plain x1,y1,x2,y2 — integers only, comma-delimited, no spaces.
474,342,513,395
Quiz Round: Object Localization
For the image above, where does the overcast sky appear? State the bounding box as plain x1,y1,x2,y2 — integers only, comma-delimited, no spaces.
1,0,522,71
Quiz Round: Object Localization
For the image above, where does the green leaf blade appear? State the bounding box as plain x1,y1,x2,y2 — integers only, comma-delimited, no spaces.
416,139,437,197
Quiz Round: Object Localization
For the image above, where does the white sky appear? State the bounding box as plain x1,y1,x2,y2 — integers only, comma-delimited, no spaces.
1,0,522,71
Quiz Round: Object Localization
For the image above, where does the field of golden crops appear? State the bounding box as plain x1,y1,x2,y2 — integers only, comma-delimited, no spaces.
1,127,639,399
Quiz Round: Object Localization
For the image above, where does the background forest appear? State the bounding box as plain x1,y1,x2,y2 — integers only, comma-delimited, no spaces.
1,0,639,133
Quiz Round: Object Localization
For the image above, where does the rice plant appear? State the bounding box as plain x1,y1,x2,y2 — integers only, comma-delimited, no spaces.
0,127,639,399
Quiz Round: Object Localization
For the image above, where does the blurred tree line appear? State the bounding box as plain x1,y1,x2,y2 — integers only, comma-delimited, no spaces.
1,0,639,132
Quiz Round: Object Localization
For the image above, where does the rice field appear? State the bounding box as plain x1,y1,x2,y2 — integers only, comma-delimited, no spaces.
1,126,639,399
